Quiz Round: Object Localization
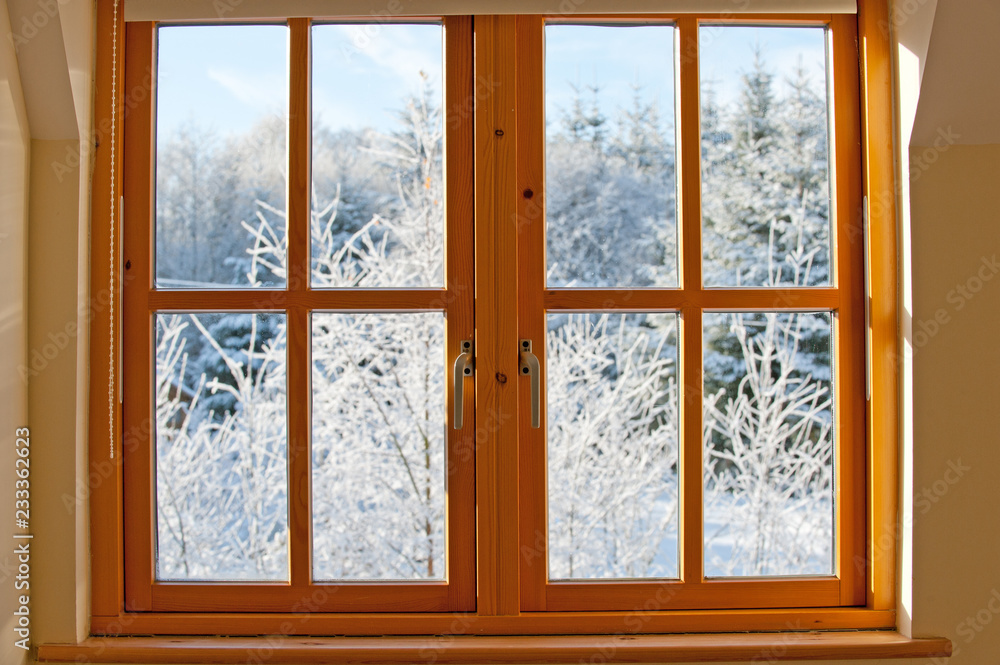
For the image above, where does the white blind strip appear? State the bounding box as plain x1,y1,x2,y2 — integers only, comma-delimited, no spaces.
126,0,857,22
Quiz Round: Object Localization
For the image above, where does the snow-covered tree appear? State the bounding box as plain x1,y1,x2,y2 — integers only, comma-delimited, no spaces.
547,313,679,579
546,84,677,288
703,312,833,576
155,313,288,580
701,49,830,288
152,51,837,582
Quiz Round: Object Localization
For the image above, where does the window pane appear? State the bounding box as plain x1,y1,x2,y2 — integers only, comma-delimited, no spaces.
547,313,679,579
311,24,444,288
545,25,678,288
155,313,288,581
700,26,832,287
703,312,833,577
311,312,446,580
155,26,288,289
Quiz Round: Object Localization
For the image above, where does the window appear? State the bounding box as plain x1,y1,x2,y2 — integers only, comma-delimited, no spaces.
82,0,905,644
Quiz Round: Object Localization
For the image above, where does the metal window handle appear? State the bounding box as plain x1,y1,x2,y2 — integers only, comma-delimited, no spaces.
453,340,474,429
519,339,541,429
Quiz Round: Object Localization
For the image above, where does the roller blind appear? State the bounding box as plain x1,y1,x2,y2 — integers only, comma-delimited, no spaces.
125,0,857,22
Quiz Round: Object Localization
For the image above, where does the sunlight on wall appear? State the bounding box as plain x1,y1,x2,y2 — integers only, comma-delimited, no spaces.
897,42,920,638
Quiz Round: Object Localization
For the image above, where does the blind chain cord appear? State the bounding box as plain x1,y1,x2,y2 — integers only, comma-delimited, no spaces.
108,0,119,460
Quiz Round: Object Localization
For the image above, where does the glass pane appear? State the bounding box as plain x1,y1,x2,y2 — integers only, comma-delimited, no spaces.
703,312,833,577
311,24,444,288
545,25,678,288
547,313,679,579
700,26,832,287
312,312,446,580
154,313,288,581
155,26,288,289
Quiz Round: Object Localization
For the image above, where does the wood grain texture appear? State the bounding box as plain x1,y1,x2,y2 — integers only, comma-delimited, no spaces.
97,1,899,634
677,16,704,588
84,607,898,636
857,0,899,612
474,14,521,617
121,21,156,613
543,578,842,612
442,14,478,613
89,0,127,619
829,13,867,607
120,17,478,615
147,288,460,310
514,14,547,612
286,16,312,591
543,288,840,311
38,632,950,664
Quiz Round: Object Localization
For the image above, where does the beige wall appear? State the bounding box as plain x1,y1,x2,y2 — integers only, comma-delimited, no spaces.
4,0,94,659
0,1,31,663
7,0,1000,664
907,143,1000,664
26,137,91,647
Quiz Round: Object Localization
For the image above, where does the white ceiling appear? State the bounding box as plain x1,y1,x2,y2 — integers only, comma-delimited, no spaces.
6,0,998,146
912,0,1000,146
5,0,81,140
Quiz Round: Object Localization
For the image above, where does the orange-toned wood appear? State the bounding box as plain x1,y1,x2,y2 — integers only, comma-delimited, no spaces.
546,13,833,25
857,0,898,612
514,14,547,613
442,14,477,612
117,17,478,615
677,16,704,587
89,0,126,620
97,2,897,634
474,14,521,617
542,578,839,612
829,14,867,607
84,606,898,636
147,288,463,310
121,20,157,612
286,17,312,590
37,632,951,664
514,14,857,615
542,288,840,311
286,302,311,588
288,18,310,290
148,583,454,612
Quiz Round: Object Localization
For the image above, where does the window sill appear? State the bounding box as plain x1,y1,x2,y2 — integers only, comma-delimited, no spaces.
38,631,951,663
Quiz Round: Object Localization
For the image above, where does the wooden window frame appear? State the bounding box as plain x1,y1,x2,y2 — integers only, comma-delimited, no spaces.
70,0,916,648
120,15,477,615
515,13,864,613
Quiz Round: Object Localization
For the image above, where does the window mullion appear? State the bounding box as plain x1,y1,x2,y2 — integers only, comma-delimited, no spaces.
828,13,867,606
286,16,312,588
473,13,521,617
676,16,705,586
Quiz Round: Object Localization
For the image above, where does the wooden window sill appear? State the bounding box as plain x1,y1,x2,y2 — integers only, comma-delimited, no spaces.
37,631,951,663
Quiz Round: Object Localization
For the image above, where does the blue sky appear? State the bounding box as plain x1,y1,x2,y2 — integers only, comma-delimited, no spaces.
545,24,676,136
155,21,828,141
